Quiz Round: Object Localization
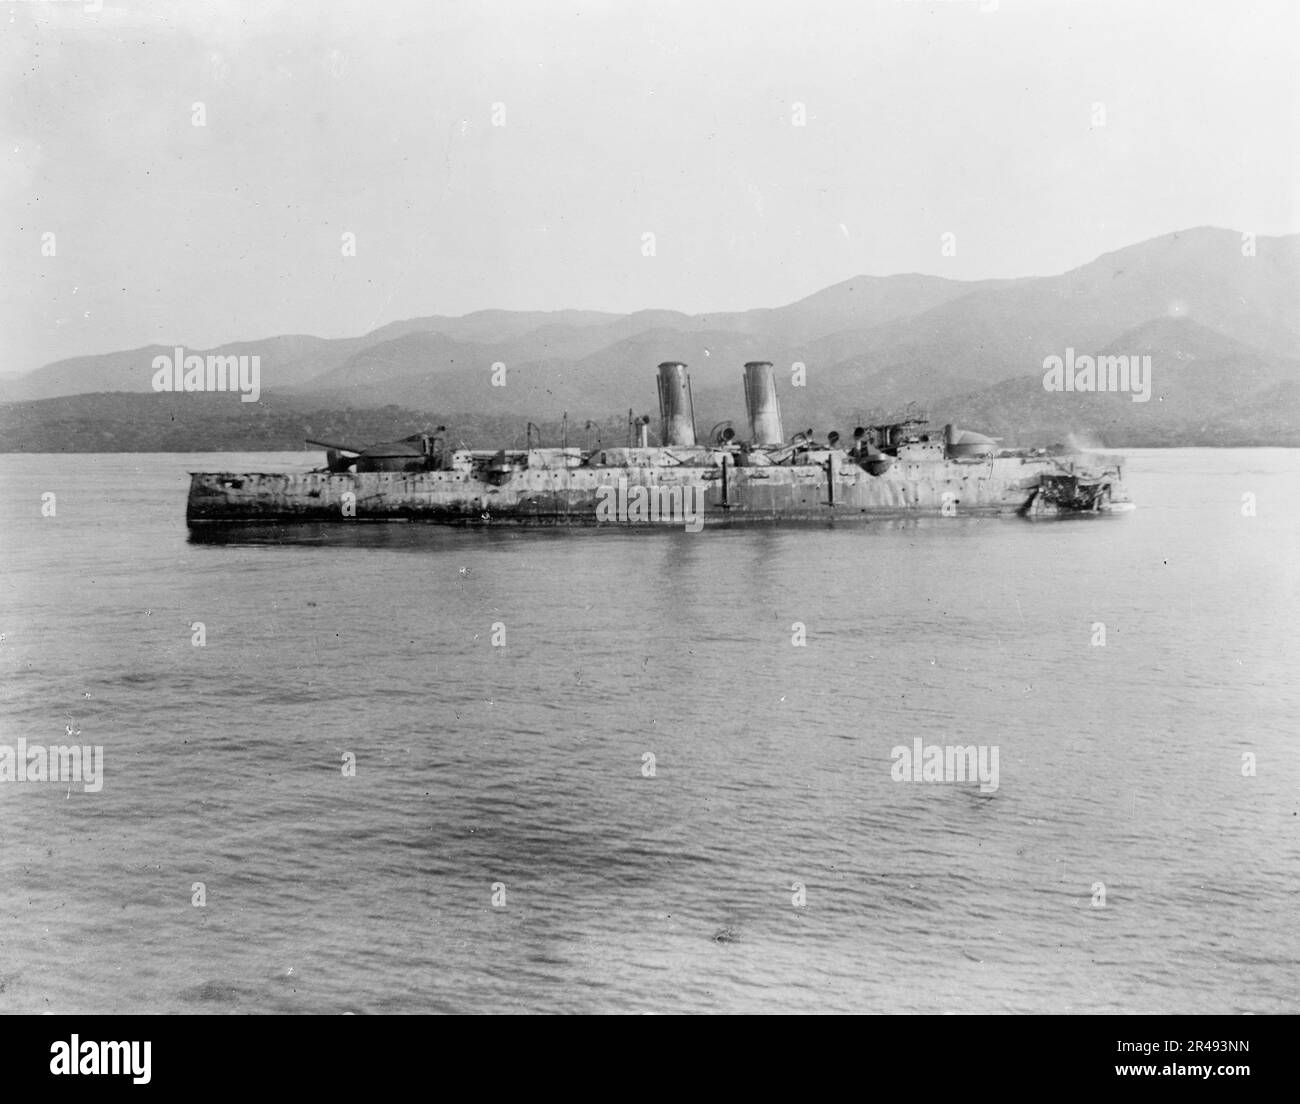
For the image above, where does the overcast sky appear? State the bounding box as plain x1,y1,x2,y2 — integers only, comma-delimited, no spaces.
3,0,1297,372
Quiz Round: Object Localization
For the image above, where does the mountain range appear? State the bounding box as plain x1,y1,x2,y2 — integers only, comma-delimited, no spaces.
2,226,1297,450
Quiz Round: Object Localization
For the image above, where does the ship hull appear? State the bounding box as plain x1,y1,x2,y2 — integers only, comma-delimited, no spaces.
187,456,1118,527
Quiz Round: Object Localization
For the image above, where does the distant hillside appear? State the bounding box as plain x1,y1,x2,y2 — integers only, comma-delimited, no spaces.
1,227,1296,449
809,227,1300,411
926,318,1300,447
4,272,989,403
6,317,1299,452
1,335,376,401
0,392,628,453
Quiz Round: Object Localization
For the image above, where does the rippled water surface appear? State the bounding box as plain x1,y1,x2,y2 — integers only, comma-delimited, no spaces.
1,449,1297,1014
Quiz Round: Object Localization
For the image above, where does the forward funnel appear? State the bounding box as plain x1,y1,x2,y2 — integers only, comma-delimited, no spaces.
656,362,697,446
743,361,784,446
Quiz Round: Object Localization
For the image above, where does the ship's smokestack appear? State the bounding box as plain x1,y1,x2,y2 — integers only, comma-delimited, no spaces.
743,361,784,446
656,361,697,446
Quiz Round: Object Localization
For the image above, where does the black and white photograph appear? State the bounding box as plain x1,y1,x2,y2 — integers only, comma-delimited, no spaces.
1,0,1297,1047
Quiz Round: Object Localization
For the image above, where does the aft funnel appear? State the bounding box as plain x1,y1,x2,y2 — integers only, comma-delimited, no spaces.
656,362,697,446
743,361,784,446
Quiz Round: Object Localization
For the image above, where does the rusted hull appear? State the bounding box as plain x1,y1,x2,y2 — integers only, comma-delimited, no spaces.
186,458,1079,526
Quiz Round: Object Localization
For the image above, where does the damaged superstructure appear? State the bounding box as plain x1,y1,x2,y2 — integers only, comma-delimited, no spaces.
186,360,1132,527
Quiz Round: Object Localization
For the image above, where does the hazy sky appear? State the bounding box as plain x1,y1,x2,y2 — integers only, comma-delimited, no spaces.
3,0,1297,372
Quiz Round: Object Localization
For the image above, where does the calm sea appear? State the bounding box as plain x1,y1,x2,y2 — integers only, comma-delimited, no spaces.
0,449,1297,1014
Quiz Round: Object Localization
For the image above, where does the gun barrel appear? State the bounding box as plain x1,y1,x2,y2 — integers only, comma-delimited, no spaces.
305,439,361,455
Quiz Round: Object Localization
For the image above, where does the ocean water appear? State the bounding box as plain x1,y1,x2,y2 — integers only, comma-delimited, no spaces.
0,449,1296,1015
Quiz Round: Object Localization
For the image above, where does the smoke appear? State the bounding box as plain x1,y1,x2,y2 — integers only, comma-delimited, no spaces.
1062,431,1106,455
